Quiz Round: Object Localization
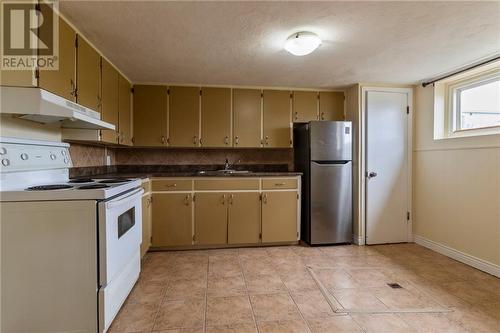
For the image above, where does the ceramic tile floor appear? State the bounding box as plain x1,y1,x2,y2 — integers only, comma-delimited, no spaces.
109,244,500,333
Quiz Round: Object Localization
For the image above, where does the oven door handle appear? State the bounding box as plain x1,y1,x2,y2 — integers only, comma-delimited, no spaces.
106,188,144,209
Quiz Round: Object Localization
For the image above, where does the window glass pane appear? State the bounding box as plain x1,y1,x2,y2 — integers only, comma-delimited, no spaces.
459,79,500,130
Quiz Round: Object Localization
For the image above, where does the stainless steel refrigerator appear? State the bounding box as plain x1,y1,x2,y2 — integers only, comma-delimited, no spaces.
294,121,352,245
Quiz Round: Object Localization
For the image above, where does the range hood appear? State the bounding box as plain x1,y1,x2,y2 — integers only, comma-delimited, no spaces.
0,86,115,130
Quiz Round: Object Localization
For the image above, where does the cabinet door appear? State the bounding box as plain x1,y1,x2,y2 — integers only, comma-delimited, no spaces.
262,191,297,243
118,75,132,146
76,36,101,111
233,89,262,147
194,193,228,245
152,193,193,247
141,194,152,257
133,85,166,146
201,87,231,147
263,90,291,147
319,91,344,121
293,91,318,122
38,13,76,101
100,58,119,143
169,86,200,147
228,192,261,244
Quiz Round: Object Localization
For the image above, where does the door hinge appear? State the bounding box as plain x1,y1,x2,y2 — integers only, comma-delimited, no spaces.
99,57,103,69
259,233,262,240
290,92,293,99
75,35,78,48
130,87,135,94
261,92,263,98
199,89,202,96
406,106,410,114
167,88,170,95
407,211,410,221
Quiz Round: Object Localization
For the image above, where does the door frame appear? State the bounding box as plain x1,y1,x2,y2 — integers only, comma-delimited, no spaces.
360,86,413,245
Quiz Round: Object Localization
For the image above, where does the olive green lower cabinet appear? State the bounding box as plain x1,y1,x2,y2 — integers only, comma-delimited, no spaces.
149,177,300,249
151,192,193,247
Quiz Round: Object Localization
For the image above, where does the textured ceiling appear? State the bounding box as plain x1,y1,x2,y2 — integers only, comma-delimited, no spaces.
60,1,500,89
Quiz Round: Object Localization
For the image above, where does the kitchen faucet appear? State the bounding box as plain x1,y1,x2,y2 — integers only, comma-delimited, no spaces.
224,158,241,171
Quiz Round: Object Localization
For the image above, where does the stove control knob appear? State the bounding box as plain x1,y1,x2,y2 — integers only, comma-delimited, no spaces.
63,158,69,164
1,158,10,166
61,150,67,156
50,153,56,160
20,153,28,160
0,147,6,155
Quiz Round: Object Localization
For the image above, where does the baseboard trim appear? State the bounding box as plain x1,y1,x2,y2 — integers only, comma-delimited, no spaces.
414,235,500,278
352,235,364,245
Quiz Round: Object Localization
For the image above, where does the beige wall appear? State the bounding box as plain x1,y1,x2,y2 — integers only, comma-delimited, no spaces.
0,115,61,141
345,84,361,241
413,85,500,266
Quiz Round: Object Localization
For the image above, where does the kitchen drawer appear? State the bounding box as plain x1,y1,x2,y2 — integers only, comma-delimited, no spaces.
194,179,259,191
152,179,192,191
262,178,297,190
141,179,151,193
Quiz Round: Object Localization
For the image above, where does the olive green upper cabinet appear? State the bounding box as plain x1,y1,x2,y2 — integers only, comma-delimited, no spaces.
38,11,76,101
201,87,231,147
263,90,292,148
100,58,119,143
76,36,101,111
118,75,133,146
233,89,262,148
319,91,345,121
293,91,318,122
169,86,200,147
133,85,167,146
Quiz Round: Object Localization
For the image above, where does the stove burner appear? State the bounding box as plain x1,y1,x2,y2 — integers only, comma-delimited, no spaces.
78,184,110,190
69,178,94,183
97,178,132,184
26,184,74,191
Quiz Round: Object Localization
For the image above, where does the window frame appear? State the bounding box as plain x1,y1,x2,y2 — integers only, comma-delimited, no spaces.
448,70,500,133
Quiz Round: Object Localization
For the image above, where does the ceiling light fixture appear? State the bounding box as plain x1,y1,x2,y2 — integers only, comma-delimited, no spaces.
284,31,321,56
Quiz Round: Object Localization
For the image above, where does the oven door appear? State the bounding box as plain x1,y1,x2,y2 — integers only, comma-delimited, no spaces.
98,187,143,287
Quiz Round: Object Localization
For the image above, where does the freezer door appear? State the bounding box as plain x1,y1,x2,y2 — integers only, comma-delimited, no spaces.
310,121,352,161
310,161,352,244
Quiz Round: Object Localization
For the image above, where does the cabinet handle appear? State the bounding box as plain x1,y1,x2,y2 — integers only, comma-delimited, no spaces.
224,136,229,145
97,95,102,108
265,136,269,146
184,194,190,206
221,194,226,205
193,136,198,145
199,138,203,146
274,182,286,186
262,193,267,204
70,79,76,96
234,136,239,145
321,112,325,120
165,183,177,188
161,136,166,144
229,194,234,205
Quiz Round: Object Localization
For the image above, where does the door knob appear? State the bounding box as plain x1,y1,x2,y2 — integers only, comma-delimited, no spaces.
367,172,378,179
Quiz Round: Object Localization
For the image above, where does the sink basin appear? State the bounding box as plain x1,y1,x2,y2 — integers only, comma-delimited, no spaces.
197,170,250,175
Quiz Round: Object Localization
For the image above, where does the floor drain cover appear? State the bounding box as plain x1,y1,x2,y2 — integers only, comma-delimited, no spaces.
387,283,403,289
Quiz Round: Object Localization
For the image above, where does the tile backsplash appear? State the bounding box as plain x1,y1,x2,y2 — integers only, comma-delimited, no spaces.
70,144,293,170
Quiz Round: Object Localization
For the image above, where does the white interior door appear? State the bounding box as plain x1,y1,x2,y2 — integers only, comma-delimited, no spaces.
366,90,409,244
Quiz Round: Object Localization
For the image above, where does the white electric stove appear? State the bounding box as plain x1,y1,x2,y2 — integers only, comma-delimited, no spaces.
0,137,143,333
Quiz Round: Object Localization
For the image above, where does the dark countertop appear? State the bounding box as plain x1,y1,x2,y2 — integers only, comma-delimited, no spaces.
70,164,301,179
91,171,302,179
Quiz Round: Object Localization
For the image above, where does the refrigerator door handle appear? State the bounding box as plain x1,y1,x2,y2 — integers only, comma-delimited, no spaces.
311,160,350,165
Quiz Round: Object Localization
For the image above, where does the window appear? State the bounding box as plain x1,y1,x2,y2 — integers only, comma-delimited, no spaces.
451,74,500,132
